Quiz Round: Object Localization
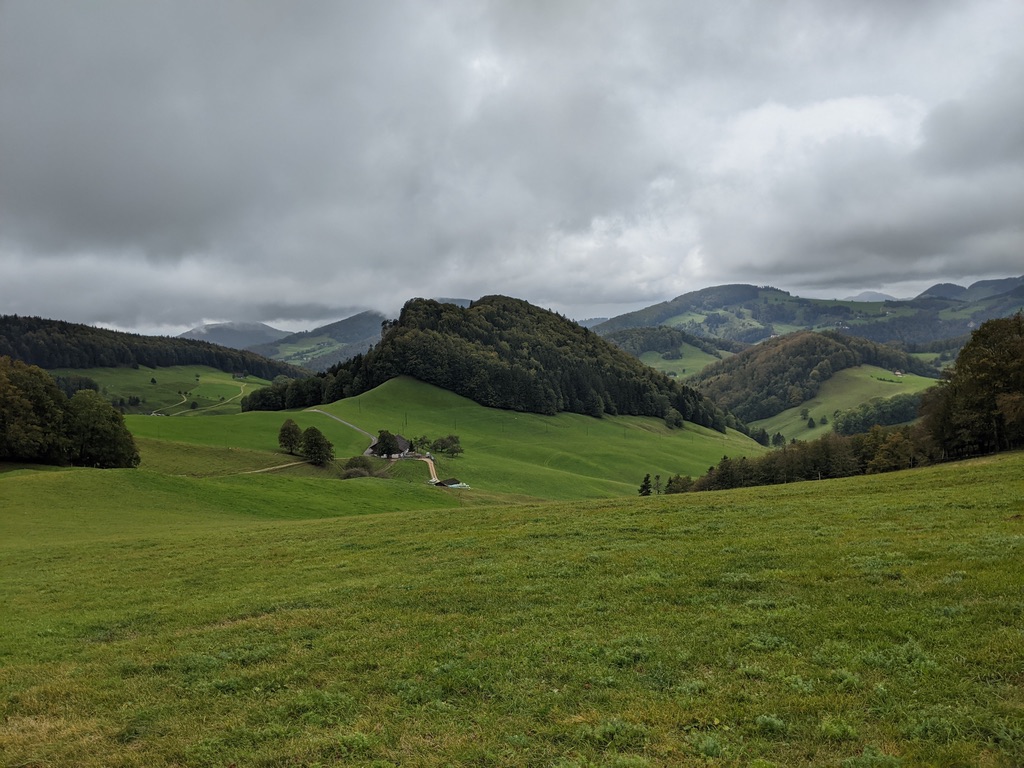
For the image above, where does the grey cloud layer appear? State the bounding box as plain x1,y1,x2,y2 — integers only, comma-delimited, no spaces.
1,1,1021,329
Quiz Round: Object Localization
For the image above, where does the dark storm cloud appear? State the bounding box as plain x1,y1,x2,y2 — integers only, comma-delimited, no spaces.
1,1,1022,329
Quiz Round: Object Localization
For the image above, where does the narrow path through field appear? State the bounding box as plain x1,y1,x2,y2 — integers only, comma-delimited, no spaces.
306,408,439,483
305,408,378,453
417,456,439,482
239,460,308,474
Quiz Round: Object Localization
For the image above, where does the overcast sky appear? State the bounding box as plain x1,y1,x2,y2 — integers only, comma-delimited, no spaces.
2,1,1022,334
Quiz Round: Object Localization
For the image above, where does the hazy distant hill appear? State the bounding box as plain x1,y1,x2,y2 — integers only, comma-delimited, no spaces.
178,321,290,349
689,330,938,422
248,311,386,372
0,315,303,379
594,276,1024,347
844,291,896,302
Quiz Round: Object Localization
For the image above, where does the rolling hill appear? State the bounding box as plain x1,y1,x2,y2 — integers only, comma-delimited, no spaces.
178,321,290,349
2,435,1021,765
594,276,1024,346
0,315,304,380
332,296,739,432
127,375,765,498
247,310,386,371
688,330,939,423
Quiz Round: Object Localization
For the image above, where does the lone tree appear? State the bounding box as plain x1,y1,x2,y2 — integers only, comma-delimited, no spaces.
638,473,653,496
301,426,334,466
278,418,302,454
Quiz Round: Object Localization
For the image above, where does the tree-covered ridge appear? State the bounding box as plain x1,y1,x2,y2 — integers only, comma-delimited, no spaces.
331,296,738,431
593,277,1024,346
594,284,781,335
0,315,304,380
603,325,744,359
690,331,938,422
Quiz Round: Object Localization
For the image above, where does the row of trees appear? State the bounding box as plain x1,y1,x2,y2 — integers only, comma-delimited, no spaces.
278,419,334,466
832,392,923,436
1,356,139,468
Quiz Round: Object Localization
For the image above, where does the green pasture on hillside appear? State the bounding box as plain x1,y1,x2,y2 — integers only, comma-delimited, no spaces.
639,343,726,378
1,451,1022,766
751,365,939,442
315,377,762,498
119,376,763,501
48,365,271,415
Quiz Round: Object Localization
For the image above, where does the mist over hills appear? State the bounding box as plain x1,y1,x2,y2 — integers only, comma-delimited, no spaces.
178,321,290,349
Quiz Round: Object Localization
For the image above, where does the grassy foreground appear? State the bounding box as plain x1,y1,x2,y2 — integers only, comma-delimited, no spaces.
2,452,1022,766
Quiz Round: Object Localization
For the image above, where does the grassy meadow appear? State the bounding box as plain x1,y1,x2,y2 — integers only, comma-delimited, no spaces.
751,366,938,442
2,447,1022,766
313,377,761,499
49,365,271,416
638,344,728,379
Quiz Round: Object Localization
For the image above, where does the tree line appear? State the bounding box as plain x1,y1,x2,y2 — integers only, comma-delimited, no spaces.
0,315,302,380
1,356,139,468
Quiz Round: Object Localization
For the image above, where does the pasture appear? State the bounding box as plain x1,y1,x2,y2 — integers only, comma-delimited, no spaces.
1,449,1022,766
751,366,938,442
48,365,271,415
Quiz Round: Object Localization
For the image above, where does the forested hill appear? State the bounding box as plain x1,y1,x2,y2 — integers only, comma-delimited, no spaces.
593,277,1024,346
0,315,304,380
690,330,938,422
330,296,739,431
603,325,746,358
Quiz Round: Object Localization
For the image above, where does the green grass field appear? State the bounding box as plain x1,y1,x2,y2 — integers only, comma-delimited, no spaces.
48,365,271,416
265,334,352,367
312,377,762,499
639,344,727,379
2,447,1022,767
751,366,939,442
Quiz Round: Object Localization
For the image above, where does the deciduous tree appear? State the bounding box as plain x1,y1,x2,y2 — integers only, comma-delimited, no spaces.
301,426,334,466
278,418,302,454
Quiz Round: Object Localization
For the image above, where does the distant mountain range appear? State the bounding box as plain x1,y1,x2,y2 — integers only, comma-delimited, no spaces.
594,276,1024,347
178,321,291,349
247,310,387,372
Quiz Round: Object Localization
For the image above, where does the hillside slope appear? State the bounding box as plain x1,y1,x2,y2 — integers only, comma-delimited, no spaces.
690,330,938,422
333,296,738,431
178,321,290,349
248,310,385,371
595,276,1024,346
3,450,1022,766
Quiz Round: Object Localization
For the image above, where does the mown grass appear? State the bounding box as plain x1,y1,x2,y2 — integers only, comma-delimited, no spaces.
1,452,1022,766
752,366,938,441
48,365,270,415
